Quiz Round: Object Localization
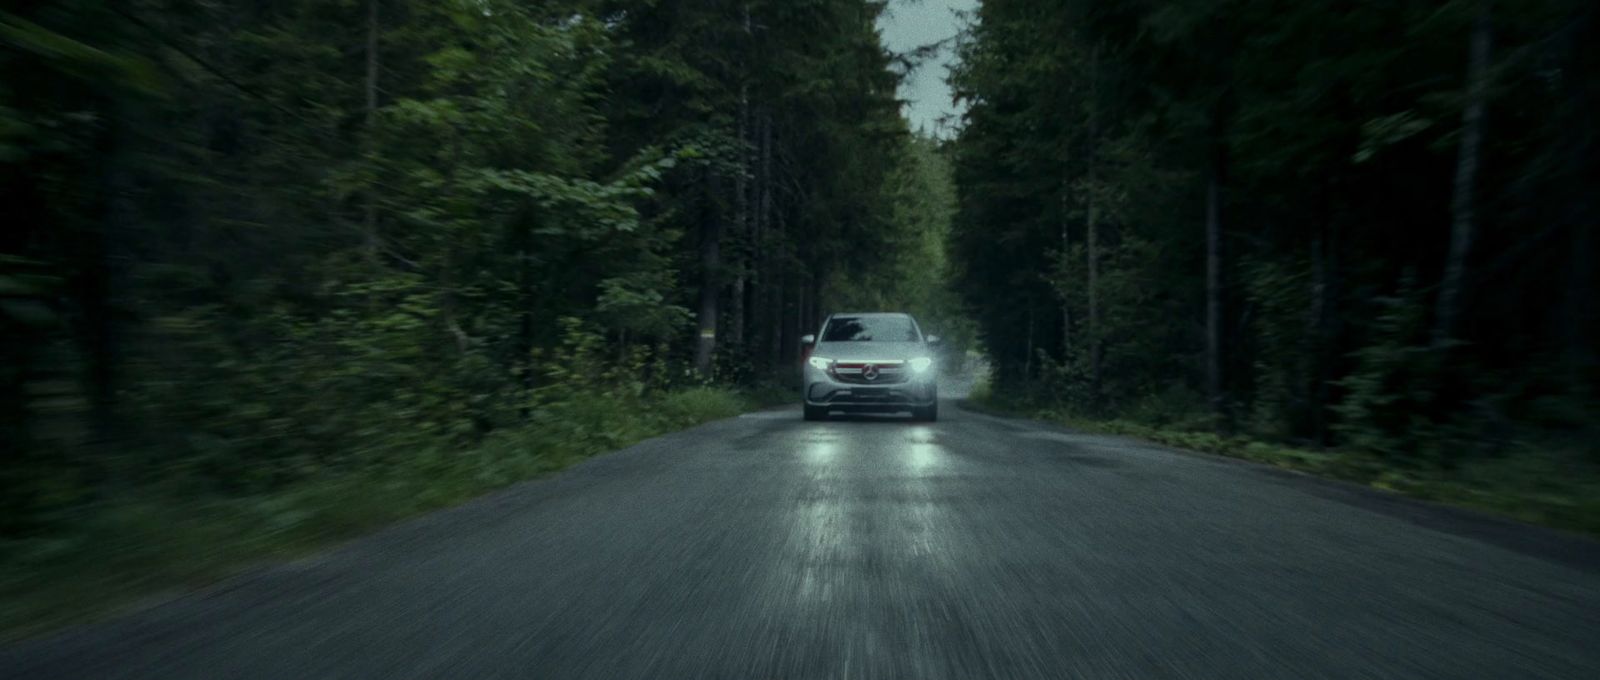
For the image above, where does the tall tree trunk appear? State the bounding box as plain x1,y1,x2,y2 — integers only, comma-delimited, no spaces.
1085,47,1102,404
1567,209,1594,387
807,271,823,337
796,273,810,347
516,212,535,419
1434,0,1492,347
729,5,753,352
758,109,777,369
1086,186,1100,399
1206,169,1224,426
1559,6,1596,393
770,265,786,367
1059,184,1071,356
730,83,750,350
1023,307,1036,381
695,173,722,378
780,265,797,366
363,0,381,267
85,100,131,451
1308,214,1330,446
1306,202,1344,448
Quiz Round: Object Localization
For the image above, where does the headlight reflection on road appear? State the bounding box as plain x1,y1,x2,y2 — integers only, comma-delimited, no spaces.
905,426,942,472
803,436,838,464
908,442,940,472
795,432,845,604
903,426,949,558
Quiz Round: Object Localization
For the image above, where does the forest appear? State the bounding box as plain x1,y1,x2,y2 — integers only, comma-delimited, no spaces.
0,0,967,633
950,0,1598,527
4,0,1599,640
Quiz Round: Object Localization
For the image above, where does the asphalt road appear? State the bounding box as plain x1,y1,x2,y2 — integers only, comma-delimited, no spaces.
5,384,1600,679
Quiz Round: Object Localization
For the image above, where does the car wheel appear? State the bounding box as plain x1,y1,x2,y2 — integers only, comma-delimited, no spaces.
803,404,828,421
913,402,938,422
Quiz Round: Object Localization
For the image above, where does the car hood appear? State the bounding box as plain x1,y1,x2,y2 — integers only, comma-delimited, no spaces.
813,342,928,361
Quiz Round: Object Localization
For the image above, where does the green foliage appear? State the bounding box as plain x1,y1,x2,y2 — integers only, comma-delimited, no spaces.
652,387,751,428
1355,111,1436,164
1331,279,1444,462
0,382,768,639
596,271,693,340
950,0,1600,540
1,0,936,634
827,134,976,356
0,11,161,97
949,0,1598,461
1122,383,1213,432
1242,256,1312,439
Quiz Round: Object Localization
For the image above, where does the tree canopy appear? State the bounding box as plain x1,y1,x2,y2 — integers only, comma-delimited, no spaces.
0,0,963,535
949,0,1598,457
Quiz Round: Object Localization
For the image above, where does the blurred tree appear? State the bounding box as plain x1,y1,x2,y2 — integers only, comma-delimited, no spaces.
949,0,1599,452
0,0,938,533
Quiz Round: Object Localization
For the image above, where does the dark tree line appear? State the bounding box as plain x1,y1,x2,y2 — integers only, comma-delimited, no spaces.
949,0,1598,459
0,0,961,533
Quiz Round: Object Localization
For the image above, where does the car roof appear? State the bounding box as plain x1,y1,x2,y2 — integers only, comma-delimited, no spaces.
828,312,911,318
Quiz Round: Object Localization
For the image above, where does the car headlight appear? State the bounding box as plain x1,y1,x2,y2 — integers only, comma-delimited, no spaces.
808,356,834,371
908,357,933,373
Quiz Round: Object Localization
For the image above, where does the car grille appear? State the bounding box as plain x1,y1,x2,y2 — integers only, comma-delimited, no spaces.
832,361,909,385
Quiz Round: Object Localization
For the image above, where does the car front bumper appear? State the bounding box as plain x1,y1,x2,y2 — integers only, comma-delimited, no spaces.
803,369,937,410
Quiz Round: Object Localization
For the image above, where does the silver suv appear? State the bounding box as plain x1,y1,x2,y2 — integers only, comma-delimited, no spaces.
800,312,940,421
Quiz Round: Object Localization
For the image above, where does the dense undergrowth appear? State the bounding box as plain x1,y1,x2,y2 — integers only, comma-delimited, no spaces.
968,382,1600,539
0,381,787,641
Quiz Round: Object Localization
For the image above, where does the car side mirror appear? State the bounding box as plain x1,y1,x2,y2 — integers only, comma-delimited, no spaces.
800,334,816,345
927,335,942,345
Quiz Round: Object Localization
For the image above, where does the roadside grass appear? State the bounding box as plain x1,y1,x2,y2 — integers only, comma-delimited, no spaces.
0,385,787,642
965,386,1600,538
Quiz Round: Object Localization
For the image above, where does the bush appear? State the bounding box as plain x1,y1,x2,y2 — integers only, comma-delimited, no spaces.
1331,278,1445,464
653,387,748,428
1124,383,1210,430
0,378,767,639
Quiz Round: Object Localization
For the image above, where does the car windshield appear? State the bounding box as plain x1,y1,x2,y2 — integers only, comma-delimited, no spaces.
821,316,919,343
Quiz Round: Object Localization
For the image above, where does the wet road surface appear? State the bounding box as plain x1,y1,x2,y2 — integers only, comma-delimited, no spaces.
4,394,1599,679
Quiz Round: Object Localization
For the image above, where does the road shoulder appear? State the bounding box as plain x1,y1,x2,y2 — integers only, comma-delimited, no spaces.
954,398,1600,574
